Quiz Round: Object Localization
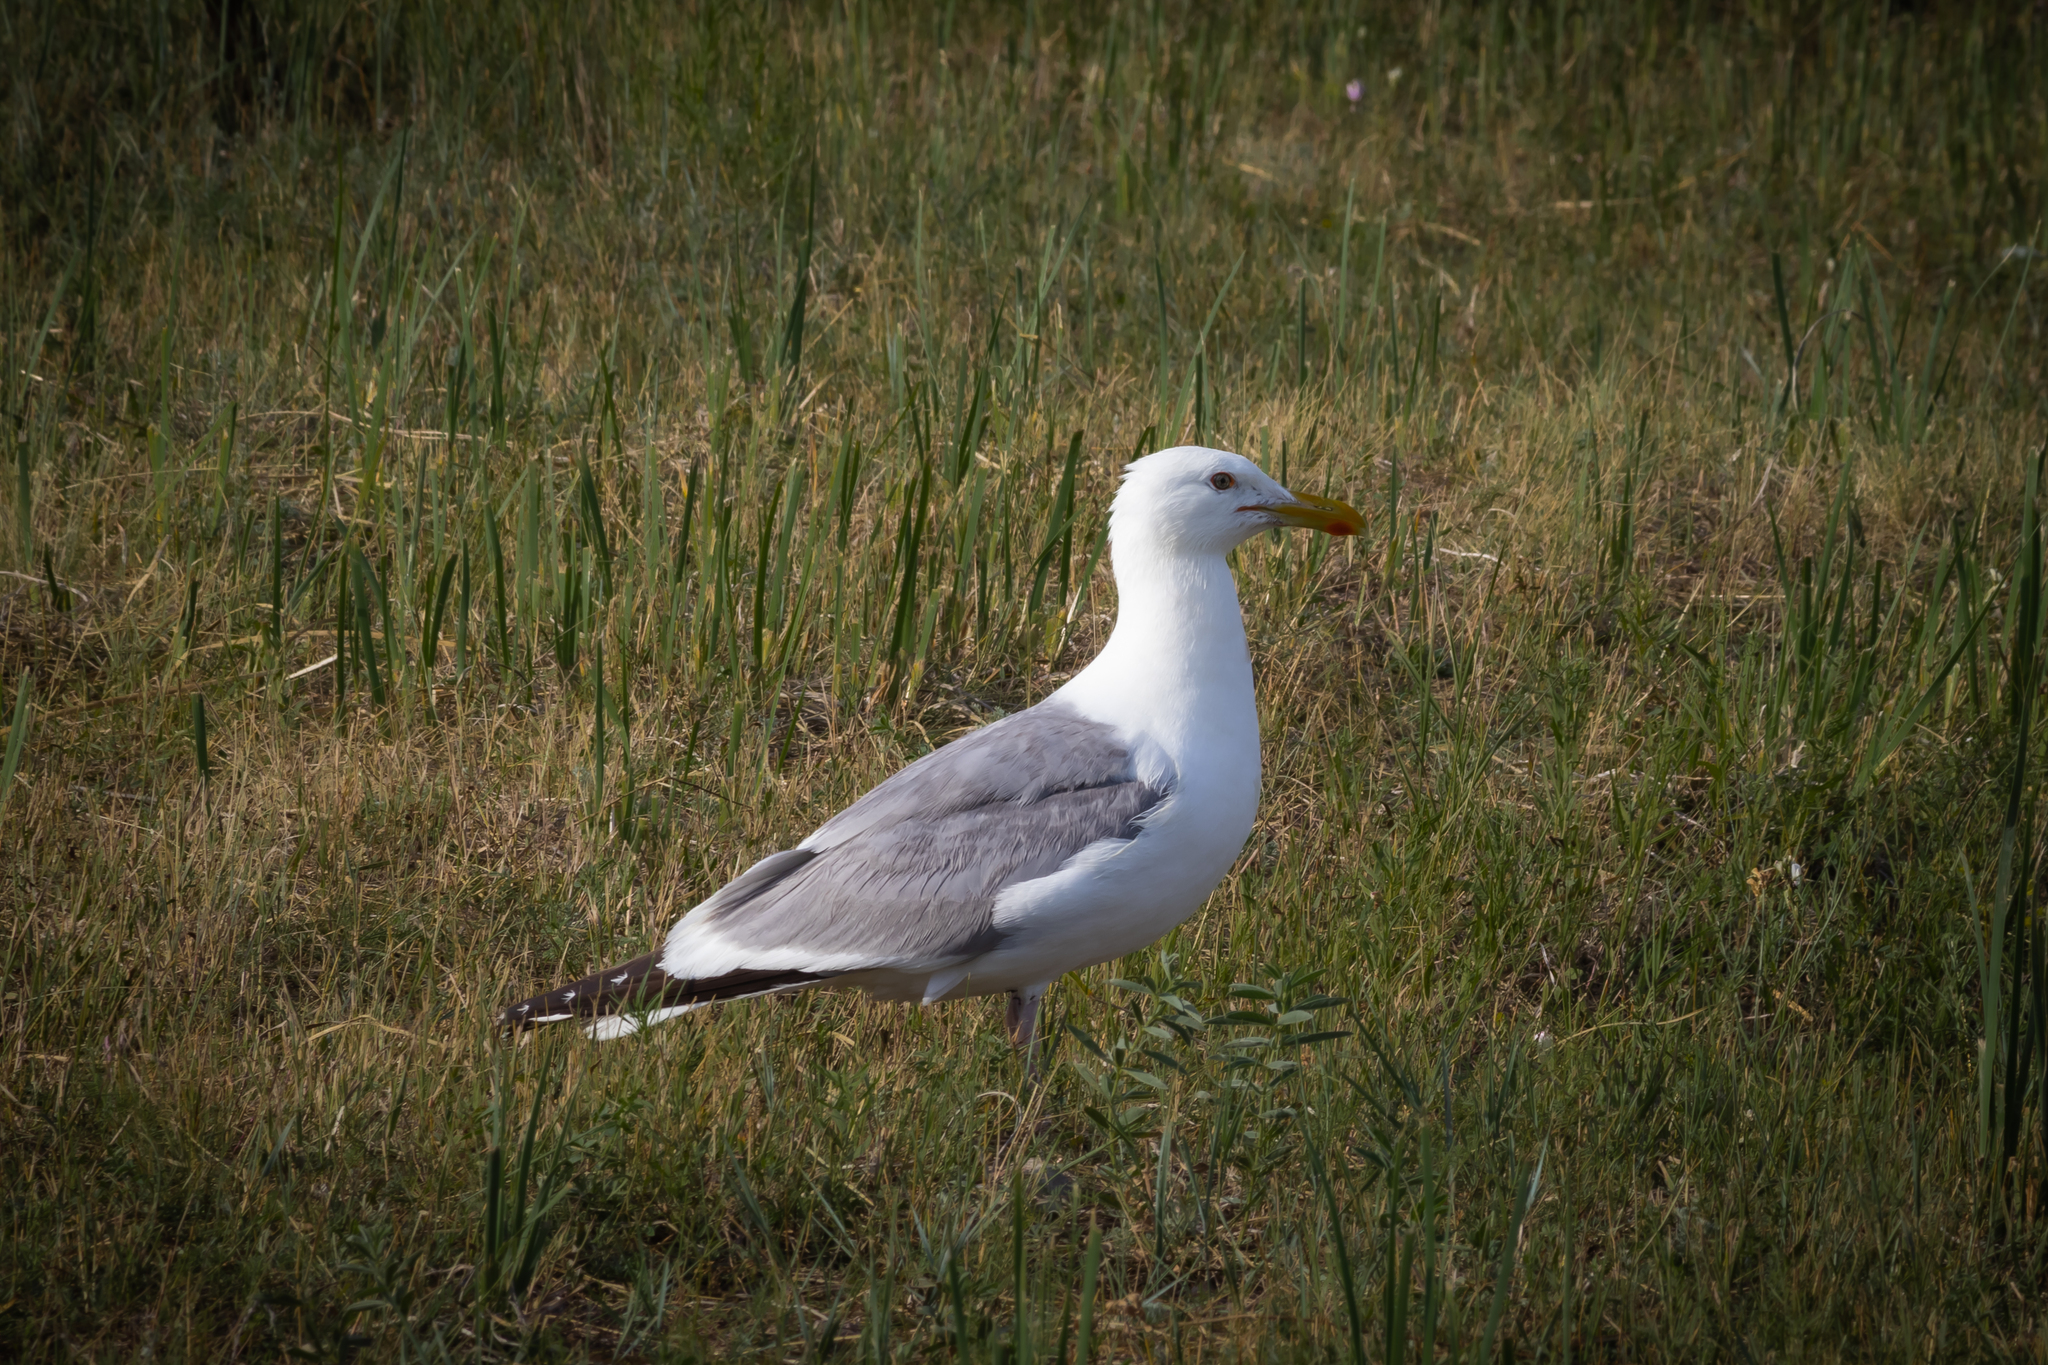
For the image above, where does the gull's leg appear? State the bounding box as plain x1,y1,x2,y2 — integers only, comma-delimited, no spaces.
1004,986,1044,1048
1006,984,1048,1081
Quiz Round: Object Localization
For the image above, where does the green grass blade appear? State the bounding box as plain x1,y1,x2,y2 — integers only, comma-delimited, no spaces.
1075,1218,1102,1365
423,552,458,699
13,431,31,568
779,160,818,405
456,543,472,676
268,496,283,652
349,542,389,707
1305,1132,1366,1365
192,694,210,786
1478,1143,1546,1365
0,669,32,812
1770,251,1797,415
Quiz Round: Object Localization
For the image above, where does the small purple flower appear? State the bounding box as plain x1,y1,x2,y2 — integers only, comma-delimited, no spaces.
1345,79,1364,104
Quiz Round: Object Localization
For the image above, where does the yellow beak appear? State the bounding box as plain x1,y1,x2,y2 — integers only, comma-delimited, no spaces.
1255,490,1366,537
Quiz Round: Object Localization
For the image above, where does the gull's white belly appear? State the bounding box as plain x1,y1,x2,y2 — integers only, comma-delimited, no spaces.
920,750,1259,1000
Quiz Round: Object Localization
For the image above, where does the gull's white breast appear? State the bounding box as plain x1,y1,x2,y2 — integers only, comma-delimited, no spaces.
939,643,1264,997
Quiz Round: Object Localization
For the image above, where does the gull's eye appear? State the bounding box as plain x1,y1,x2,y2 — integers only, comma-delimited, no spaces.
1209,472,1236,491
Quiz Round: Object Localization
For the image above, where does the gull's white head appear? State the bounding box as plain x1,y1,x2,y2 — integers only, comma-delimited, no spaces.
1110,446,1365,558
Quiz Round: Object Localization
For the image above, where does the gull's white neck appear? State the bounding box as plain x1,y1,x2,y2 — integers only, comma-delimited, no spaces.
1052,535,1257,767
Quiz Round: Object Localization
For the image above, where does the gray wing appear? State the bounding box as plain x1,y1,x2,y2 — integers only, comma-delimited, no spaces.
677,704,1169,964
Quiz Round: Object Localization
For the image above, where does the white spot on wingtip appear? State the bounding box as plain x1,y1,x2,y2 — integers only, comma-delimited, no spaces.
610,973,630,986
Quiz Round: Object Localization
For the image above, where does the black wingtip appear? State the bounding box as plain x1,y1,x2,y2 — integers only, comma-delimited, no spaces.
497,953,833,1037
497,950,669,1034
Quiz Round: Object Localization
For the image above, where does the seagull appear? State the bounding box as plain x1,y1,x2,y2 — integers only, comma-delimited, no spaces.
499,446,1363,1062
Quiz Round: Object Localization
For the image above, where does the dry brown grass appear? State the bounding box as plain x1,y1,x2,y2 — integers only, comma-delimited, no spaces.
5,1,2047,1360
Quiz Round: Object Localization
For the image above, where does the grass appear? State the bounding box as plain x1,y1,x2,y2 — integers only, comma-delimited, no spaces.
2,0,2046,1359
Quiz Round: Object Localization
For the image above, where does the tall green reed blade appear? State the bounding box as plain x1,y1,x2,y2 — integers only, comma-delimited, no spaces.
1063,509,1112,639
209,401,238,537
614,635,635,842
74,132,107,369
1478,1143,1546,1365
480,1045,573,1313
770,480,816,675
1383,1181,1412,1365
575,453,613,602
1857,251,1962,456
1406,295,1440,416
1768,455,1861,736
1029,431,1083,621
554,547,584,680
192,694,211,786
517,463,542,667
1903,281,1960,455
866,1257,894,1365
268,497,284,653
173,576,200,665
1556,1172,1573,1365
1152,1104,1176,1277
950,457,987,637
148,325,175,550
41,548,66,615
356,564,384,707
1297,276,1310,387
317,150,348,453
487,303,509,448
944,1243,972,1365
422,553,457,703
1993,226,2042,389
444,327,470,467
349,542,390,707
731,1160,816,1360
12,435,29,568
1334,181,1356,371
675,459,702,577
335,546,350,711
1988,449,2046,1196
949,372,989,486
592,627,606,837
350,128,408,352
1305,1132,1367,1365
1971,852,2001,1187
779,160,818,409
726,263,759,388
405,394,431,577
1012,1168,1031,1365
10,254,75,564
1074,1218,1102,1365
456,544,471,677
540,445,570,660
640,431,665,606
703,498,735,678
1602,413,1647,591
1419,1131,1442,1363
751,475,785,673
1365,213,1388,379
1770,251,1798,419
1196,250,1244,360
1853,593,1989,799
1153,249,1175,413
884,461,934,695
0,668,32,813
485,496,510,678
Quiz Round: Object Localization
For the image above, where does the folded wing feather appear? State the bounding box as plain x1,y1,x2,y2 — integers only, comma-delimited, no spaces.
500,704,1169,1034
